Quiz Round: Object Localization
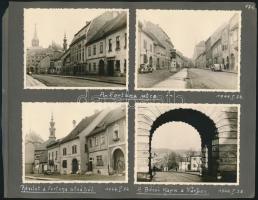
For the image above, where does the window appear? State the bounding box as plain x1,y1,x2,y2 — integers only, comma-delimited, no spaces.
115,60,120,71
124,59,127,73
124,33,127,49
143,40,147,49
84,143,88,153
150,44,152,52
62,160,67,168
143,54,147,64
101,135,105,145
63,148,67,156
96,155,104,166
52,152,54,160
108,39,112,52
88,46,91,56
116,36,120,50
93,45,96,55
88,63,91,72
72,145,77,154
55,151,58,160
48,153,50,160
82,48,84,61
89,138,92,148
100,42,103,54
95,136,99,146
93,63,96,71
113,125,120,141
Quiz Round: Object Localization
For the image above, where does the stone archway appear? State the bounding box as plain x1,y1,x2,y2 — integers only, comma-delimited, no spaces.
112,148,125,174
136,104,238,182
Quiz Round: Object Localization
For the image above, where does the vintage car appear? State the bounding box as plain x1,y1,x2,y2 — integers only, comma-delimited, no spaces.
138,64,153,73
211,63,222,71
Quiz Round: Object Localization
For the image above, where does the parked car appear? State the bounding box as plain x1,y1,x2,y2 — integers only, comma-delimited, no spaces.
211,64,222,71
138,64,153,73
44,169,53,175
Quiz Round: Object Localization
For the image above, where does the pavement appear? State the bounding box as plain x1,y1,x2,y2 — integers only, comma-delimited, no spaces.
152,171,202,182
152,68,188,89
25,176,61,181
26,75,46,87
46,74,126,85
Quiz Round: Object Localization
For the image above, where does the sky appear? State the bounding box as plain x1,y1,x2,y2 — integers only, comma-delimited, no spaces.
24,9,112,48
22,103,122,141
152,121,201,151
138,10,238,58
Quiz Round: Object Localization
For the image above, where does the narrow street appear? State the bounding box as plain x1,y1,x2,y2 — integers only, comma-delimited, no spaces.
152,171,202,182
29,74,125,87
140,67,238,90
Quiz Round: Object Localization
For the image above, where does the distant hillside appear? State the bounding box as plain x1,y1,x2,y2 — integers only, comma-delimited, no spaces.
152,147,201,157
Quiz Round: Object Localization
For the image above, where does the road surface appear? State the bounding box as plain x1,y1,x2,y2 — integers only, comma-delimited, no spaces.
152,171,202,182
149,68,237,90
187,68,238,90
31,74,125,87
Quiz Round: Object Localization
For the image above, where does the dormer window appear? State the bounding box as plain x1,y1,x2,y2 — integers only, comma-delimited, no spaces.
113,124,120,141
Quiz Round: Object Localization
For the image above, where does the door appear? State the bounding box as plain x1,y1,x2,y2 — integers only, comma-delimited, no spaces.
99,60,105,75
107,60,114,76
113,149,125,173
88,161,93,171
72,159,78,174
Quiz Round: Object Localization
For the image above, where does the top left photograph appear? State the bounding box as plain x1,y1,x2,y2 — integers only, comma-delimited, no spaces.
24,8,129,89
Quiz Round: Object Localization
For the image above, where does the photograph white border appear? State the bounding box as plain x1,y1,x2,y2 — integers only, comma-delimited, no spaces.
134,103,240,185
22,102,129,184
23,8,129,90
135,9,242,92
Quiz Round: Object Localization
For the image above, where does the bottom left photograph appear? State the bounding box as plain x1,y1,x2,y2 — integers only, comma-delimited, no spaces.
22,102,128,183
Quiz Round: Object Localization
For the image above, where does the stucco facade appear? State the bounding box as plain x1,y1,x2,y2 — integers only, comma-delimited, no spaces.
59,138,81,174
87,112,126,175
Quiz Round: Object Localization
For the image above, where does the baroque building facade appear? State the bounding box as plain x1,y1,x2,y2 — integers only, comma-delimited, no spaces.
194,13,240,73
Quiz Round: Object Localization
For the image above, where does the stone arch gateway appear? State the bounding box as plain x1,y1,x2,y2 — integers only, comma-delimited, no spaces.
136,104,239,183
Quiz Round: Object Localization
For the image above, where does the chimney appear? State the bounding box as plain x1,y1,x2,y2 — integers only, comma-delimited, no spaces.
72,120,76,128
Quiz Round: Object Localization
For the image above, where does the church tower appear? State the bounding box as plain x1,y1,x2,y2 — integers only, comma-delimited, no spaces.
49,113,56,141
63,33,67,51
32,24,39,47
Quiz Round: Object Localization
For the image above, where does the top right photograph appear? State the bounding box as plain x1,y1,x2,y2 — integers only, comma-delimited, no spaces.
136,10,241,91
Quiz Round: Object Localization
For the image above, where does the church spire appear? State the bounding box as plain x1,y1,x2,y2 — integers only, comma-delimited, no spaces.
63,32,67,51
49,112,56,141
32,23,39,47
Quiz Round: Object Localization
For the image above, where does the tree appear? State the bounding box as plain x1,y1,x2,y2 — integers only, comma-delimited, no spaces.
166,151,179,170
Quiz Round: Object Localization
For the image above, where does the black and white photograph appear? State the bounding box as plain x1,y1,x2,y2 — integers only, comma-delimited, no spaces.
135,103,239,184
23,103,128,182
136,10,241,91
24,9,128,89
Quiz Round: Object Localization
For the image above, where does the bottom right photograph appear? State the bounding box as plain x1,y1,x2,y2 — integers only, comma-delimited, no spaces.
135,103,240,184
